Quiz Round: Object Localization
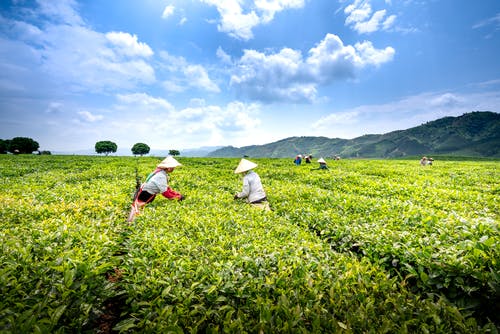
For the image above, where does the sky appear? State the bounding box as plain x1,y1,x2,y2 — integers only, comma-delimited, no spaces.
1,0,499,153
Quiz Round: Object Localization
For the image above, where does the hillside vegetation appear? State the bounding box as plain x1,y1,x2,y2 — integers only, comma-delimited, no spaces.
208,111,500,158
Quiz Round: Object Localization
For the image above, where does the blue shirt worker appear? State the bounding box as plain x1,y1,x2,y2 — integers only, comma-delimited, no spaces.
234,158,270,211
294,155,302,165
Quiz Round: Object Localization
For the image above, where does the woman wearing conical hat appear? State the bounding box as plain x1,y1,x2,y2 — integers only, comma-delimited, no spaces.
234,158,270,210
312,157,329,170
127,156,184,222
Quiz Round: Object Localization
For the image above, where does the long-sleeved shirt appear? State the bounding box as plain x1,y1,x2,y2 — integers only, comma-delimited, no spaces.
142,169,169,194
237,171,266,203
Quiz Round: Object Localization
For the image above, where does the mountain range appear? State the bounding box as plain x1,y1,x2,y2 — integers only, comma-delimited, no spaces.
207,111,500,158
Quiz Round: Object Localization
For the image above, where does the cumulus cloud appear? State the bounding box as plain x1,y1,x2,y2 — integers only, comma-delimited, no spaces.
201,0,305,40
230,33,394,103
162,5,175,19
0,1,157,94
159,51,220,93
105,32,154,57
110,93,261,148
173,101,260,134
184,65,221,93
38,25,156,91
429,93,464,108
344,0,396,34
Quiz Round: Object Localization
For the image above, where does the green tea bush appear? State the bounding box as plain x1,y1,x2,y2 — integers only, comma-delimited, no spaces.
0,155,498,332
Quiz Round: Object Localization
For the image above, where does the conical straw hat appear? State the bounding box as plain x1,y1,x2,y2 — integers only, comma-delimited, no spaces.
157,156,182,169
234,158,258,173
317,158,326,163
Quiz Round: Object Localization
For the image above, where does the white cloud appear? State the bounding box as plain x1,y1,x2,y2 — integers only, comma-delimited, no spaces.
173,101,260,134
109,93,261,148
158,51,220,93
313,111,360,127
105,32,154,57
162,81,185,93
216,46,232,64
312,90,500,138
201,0,304,40
184,65,221,93
254,0,305,23
429,93,464,108
383,15,397,30
472,12,500,29
35,0,84,26
353,40,395,66
8,20,44,42
353,9,387,34
0,3,157,94
202,0,260,40
77,110,104,122
162,5,175,19
345,0,371,25
116,93,175,111
230,33,394,103
472,12,500,38
344,0,396,34
38,25,156,91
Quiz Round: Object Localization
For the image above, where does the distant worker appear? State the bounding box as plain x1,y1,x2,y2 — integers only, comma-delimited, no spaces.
127,156,184,222
234,158,270,210
427,157,434,165
420,156,428,166
312,157,329,170
294,154,302,166
305,155,312,163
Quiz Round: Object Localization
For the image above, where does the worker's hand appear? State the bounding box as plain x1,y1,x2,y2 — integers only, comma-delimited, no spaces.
234,194,239,200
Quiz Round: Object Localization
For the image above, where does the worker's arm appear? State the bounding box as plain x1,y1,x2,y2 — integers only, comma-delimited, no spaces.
162,187,183,200
235,177,250,199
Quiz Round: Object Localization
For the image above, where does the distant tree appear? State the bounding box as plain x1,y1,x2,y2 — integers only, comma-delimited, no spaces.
0,139,8,154
169,149,180,156
131,143,150,156
95,141,117,156
39,150,52,155
8,137,39,154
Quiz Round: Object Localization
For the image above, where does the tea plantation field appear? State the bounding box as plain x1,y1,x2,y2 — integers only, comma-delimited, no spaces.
0,155,498,333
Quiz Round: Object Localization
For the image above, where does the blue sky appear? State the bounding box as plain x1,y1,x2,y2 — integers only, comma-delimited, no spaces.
1,0,499,152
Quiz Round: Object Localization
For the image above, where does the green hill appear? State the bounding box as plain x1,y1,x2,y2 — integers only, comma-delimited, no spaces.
208,111,500,158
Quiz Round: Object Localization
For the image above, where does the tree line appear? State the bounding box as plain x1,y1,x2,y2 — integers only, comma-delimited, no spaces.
95,140,180,156
0,137,180,156
0,137,42,154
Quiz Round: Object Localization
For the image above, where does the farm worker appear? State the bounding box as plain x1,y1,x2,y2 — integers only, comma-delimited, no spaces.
304,155,312,163
420,156,428,166
127,156,184,223
234,158,270,211
294,154,302,165
312,157,329,170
